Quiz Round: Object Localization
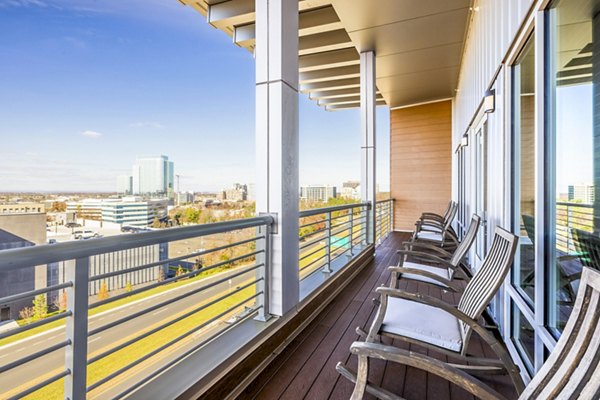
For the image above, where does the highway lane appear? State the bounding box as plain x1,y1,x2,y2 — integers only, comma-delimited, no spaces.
0,266,257,397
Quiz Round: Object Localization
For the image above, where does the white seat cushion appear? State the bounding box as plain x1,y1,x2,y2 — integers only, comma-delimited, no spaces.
400,261,451,288
415,231,443,242
421,224,443,233
381,296,463,352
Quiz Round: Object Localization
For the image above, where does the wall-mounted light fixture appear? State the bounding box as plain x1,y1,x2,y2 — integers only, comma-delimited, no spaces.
461,133,469,147
484,89,495,113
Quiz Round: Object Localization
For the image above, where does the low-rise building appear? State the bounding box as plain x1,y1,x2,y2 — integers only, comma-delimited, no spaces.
300,185,337,202
340,181,361,200
67,197,168,227
0,202,45,214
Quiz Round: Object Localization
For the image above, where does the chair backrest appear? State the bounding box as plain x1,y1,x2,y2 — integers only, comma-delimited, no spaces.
443,201,458,232
449,214,481,269
519,267,600,399
457,227,518,352
441,200,453,220
572,228,600,271
522,214,535,243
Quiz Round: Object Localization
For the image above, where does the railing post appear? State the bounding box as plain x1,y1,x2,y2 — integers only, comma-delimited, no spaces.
365,203,372,246
255,222,271,321
390,199,394,233
349,208,354,256
64,257,89,400
322,211,333,273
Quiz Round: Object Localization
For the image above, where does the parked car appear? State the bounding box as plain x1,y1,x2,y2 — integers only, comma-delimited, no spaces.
73,230,99,240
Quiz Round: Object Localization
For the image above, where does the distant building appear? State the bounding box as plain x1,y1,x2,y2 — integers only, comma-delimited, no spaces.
67,197,168,227
176,192,195,205
221,183,248,202
341,181,361,200
0,212,48,321
568,184,595,204
0,202,45,214
117,175,133,194
130,155,174,198
247,183,256,201
300,185,337,202
66,199,104,220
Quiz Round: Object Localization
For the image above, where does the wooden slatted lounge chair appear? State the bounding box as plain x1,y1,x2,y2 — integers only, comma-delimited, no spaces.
419,200,454,226
338,266,600,400
390,214,480,292
412,201,459,249
338,227,523,399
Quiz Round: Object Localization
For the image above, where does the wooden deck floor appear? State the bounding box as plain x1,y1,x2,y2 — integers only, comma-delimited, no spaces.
240,232,519,400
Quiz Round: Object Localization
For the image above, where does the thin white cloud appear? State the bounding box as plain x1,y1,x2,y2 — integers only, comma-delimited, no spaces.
129,121,164,129
0,0,53,9
81,130,102,138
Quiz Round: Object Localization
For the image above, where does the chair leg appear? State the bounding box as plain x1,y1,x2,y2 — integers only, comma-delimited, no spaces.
336,360,404,400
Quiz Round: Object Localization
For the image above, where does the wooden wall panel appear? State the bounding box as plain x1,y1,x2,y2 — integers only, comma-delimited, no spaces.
390,100,452,230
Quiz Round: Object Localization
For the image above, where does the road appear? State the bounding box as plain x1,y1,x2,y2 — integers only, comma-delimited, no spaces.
0,267,255,398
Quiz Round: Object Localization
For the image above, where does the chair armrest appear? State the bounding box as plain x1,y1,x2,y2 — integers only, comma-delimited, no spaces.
395,250,455,269
389,266,460,292
402,241,453,258
420,212,445,221
346,342,507,400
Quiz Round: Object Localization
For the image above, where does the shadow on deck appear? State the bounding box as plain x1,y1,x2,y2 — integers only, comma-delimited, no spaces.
240,232,519,400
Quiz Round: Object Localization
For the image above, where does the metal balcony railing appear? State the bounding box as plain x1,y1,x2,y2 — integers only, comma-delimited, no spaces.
0,216,273,399
375,199,394,245
556,201,594,254
0,200,395,399
298,202,370,279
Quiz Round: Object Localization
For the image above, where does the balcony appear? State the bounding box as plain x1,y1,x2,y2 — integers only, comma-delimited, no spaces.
0,201,393,399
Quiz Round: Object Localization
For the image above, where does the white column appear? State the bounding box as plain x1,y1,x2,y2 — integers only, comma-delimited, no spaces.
360,51,377,244
255,0,299,316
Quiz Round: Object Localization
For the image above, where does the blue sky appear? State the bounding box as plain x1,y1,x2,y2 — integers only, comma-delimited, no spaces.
0,0,390,193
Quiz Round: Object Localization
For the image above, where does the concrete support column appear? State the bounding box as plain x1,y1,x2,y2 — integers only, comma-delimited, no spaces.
255,0,299,316
360,51,377,244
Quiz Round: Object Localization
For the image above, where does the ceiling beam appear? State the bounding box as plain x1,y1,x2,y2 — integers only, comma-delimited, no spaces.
299,65,359,84
234,6,342,47
300,77,360,92
325,99,387,111
207,0,255,29
317,93,384,106
299,29,353,55
309,87,380,100
299,48,358,72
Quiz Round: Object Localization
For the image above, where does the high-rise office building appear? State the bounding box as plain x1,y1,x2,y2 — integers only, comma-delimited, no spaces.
117,175,133,194
131,155,174,197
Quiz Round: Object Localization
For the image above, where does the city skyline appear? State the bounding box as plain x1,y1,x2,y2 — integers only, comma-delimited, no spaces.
0,0,390,194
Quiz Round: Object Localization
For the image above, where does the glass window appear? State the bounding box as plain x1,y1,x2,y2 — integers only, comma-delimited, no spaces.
512,36,536,305
546,0,598,335
511,301,535,374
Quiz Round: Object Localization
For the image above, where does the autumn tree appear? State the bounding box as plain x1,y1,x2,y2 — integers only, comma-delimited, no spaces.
125,281,133,292
32,294,48,321
98,282,109,300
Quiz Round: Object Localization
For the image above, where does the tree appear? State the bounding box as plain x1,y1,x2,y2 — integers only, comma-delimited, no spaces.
57,290,68,312
19,306,34,322
157,267,165,282
32,294,48,321
193,258,203,272
125,281,133,292
176,266,185,277
98,282,109,300
50,201,67,212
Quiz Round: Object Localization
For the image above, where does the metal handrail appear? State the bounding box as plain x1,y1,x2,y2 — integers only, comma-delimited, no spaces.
299,202,369,218
0,215,274,272
0,215,274,399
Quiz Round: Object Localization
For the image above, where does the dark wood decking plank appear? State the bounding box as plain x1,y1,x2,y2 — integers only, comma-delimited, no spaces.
303,242,400,399
247,233,518,400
